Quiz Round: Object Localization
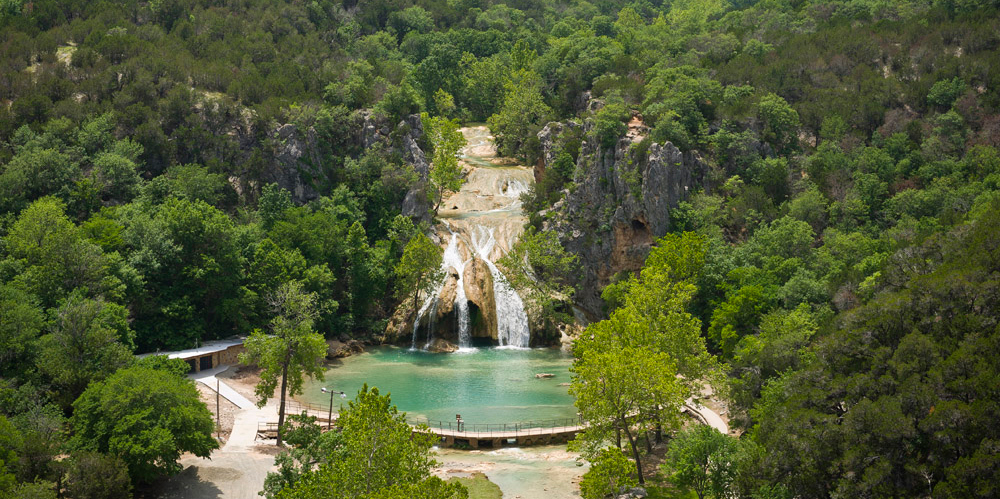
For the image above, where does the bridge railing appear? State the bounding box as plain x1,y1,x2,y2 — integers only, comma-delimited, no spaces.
256,422,279,440
407,416,583,435
284,400,336,421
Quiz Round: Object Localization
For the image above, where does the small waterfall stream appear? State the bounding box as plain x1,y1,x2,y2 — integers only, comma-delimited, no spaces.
413,231,474,349
412,284,441,349
471,226,531,348
442,232,472,348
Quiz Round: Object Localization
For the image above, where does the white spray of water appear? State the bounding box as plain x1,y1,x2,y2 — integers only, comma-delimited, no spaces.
412,284,440,350
470,226,530,348
442,233,472,348
413,232,473,350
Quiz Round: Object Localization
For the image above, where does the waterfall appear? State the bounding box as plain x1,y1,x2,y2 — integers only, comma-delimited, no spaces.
470,226,531,348
502,179,530,198
413,232,472,350
442,233,472,348
424,293,440,349
412,286,440,350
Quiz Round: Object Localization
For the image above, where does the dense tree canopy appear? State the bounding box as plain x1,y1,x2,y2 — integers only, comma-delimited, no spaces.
272,386,467,499
0,0,999,496
69,366,217,483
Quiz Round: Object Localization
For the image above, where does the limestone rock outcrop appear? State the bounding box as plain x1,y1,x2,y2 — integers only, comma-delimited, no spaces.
259,123,325,203
463,258,498,341
247,112,430,212
539,117,708,320
360,111,433,224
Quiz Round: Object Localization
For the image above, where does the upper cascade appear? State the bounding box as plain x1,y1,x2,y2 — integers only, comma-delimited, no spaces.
408,126,534,350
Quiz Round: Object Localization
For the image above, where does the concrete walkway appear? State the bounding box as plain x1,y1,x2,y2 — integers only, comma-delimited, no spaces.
189,366,255,410
684,401,729,434
222,404,278,453
156,370,278,498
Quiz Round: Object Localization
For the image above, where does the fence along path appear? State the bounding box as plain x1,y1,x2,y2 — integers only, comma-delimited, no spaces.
259,399,727,446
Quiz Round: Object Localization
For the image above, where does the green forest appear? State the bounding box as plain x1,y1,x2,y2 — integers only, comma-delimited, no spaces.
1,0,998,497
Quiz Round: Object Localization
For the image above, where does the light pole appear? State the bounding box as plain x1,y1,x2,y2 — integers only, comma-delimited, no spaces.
320,387,346,430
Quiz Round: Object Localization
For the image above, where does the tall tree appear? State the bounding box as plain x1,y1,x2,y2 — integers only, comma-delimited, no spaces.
572,232,720,483
37,292,134,408
240,281,328,447
487,70,551,160
663,425,737,499
571,341,684,484
421,113,467,214
394,233,444,326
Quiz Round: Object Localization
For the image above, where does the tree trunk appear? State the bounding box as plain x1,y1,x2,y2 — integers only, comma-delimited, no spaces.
622,425,644,485
277,356,289,447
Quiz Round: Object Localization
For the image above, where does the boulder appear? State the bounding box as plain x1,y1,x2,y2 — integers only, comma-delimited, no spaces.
327,339,365,359
426,338,458,353
535,373,555,379
615,487,648,499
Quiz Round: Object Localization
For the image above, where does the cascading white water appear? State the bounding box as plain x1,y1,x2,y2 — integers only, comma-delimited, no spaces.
470,226,531,348
412,286,440,349
424,293,440,349
413,232,473,350
502,179,530,198
442,233,472,348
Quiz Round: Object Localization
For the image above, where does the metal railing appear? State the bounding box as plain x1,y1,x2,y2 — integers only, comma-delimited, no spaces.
256,422,279,440
284,400,334,420
407,416,583,435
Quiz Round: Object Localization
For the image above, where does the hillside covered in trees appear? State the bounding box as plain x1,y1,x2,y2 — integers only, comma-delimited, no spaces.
1,0,999,497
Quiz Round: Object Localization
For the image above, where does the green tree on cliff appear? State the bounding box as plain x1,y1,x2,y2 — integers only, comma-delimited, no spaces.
487,70,551,160
240,281,328,447
422,113,467,214
394,233,444,328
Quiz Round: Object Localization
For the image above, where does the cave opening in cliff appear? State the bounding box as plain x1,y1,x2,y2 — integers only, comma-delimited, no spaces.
466,302,499,347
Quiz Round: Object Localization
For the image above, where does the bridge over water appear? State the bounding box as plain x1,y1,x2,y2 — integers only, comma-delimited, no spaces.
259,400,727,447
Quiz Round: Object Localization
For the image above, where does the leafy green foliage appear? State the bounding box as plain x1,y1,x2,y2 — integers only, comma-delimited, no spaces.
37,292,134,408
63,451,132,499
573,232,718,484
394,232,444,323
273,386,466,499
240,281,328,447
70,366,218,483
746,205,1000,498
487,70,551,160
422,113,467,213
663,425,737,499
579,448,637,499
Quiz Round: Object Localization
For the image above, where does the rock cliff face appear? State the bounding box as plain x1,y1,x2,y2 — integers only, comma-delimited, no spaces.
360,111,433,224
539,117,708,320
260,123,325,203
255,112,430,215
